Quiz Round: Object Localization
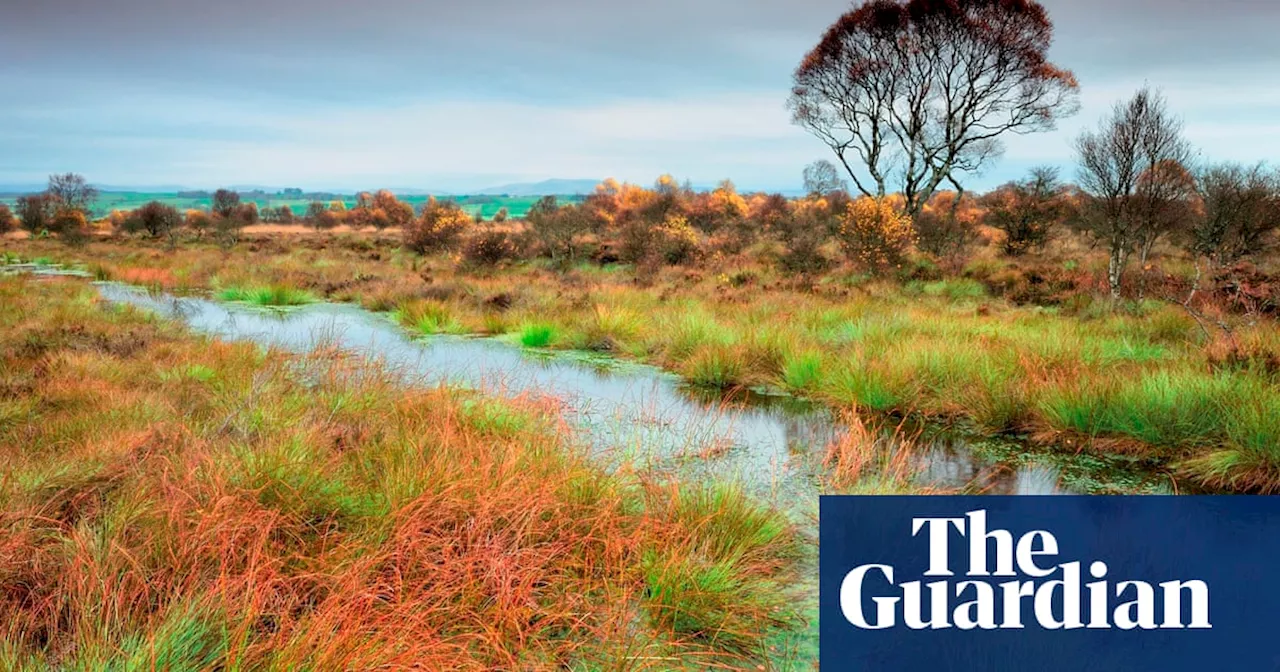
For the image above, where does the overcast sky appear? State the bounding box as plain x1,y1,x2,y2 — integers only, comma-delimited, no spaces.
2,0,1278,192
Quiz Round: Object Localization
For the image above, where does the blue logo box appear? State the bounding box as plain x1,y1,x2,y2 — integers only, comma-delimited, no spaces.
819,496,1280,671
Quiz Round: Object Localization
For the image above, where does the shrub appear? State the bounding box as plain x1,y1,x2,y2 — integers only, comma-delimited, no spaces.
213,212,247,250
123,201,181,239
982,167,1067,256
50,208,89,245
837,197,915,273
461,228,517,267
655,214,701,265
185,210,213,239
306,201,337,231
528,196,592,262
0,205,14,234
404,197,471,254
912,205,977,263
771,198,834,275
15,193,57,234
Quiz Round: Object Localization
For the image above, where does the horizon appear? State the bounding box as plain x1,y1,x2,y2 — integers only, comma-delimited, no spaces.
3,0,1279,193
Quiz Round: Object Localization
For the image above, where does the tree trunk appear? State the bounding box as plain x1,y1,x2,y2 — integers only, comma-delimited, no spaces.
1136,234,1156,300
1108,243,1127,300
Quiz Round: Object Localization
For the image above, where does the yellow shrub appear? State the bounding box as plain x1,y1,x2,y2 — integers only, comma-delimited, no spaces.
837,197,916,272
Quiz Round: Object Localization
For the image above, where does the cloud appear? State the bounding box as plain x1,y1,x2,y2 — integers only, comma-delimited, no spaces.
3,0,1280,190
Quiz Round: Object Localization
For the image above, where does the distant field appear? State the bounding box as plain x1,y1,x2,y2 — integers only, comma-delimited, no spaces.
0,191,586,220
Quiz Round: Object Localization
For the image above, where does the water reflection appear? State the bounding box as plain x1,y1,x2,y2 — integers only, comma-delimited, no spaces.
93,281,1071,511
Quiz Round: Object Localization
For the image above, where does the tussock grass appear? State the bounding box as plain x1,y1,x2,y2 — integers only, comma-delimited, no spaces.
682,344,745,389
12,235,1280,492
519,322,557,347
0,277,802,669
217,284,315,306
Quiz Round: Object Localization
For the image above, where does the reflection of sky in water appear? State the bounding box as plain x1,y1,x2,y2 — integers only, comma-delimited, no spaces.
95,282,1069,517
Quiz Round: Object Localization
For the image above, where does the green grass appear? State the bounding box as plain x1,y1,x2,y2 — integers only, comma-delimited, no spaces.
0,191,587,221
782,352,823,392
519,323,558,348
683,345,744,389
217,284,315,306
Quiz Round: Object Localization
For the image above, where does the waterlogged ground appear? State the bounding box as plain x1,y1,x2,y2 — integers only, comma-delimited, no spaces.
5,266,1168,667
94,282,1163,511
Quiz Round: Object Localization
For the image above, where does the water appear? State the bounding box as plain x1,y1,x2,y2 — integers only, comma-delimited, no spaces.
6,269,1153,667
89,282,1083,514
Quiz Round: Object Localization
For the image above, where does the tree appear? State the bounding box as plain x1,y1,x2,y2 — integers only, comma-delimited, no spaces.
1075,88,1193,298
275,205,296,225
124,201,181,239
493,207,509,224
46,173,97,215
803,159,848,196
305,201,337,231
789,0,1079,216
1190,163,1280,267
15,194,57,235
211,189,241,219
0,205,14,235
981,167,1067,256
239,202,260,225
528,196,591,262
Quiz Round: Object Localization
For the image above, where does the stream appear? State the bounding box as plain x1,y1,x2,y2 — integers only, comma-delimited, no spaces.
7,268,1167,666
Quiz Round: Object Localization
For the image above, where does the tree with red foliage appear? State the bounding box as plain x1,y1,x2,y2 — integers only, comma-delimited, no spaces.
789,0,1079,216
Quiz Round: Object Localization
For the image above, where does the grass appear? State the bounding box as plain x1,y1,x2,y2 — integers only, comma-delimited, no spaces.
11,233,1280,492
519,322,557,348
683,344,744,389
217,284,315,306
782,351,823,392
0,276,803,669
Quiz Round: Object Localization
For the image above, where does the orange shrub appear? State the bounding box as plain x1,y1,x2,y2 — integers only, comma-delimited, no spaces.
404,197,472,254
837,197,916,273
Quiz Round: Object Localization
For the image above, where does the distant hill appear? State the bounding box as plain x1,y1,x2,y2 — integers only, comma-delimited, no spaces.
475,179,600,196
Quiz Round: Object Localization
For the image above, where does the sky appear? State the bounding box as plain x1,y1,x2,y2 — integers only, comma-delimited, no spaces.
2,0,1279,193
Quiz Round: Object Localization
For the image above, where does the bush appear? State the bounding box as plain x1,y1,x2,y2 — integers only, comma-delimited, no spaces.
213,214,245,250
913,206,976,263
50,209,89,245
185,210,213,239
0,205,14,234
655,215,701,265
404,197,471,254
122,201,181,239
774,200,834,275
15,193,57,235
462,228,517,267
837,197,915,273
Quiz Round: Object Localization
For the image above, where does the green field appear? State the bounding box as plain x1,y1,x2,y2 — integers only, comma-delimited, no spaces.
0,191,585,221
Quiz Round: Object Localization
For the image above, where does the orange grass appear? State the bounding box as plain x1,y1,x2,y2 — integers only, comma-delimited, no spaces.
0,276,802,670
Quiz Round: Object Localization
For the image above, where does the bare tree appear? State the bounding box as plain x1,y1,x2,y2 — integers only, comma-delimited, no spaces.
789,0,1079,216
211,189,241,219
802,159,848,197
1075,88,1193,298
46,173,98,215
1190,163,1280,267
